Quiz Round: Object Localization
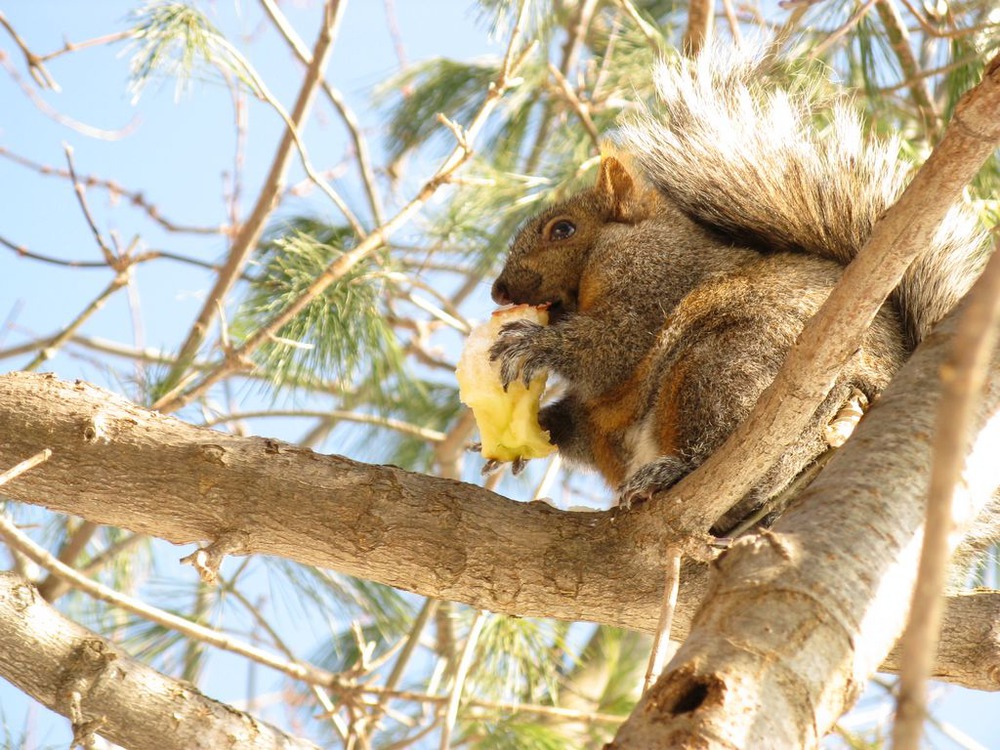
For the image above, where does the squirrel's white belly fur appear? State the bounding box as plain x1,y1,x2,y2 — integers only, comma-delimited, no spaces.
624,417,661,477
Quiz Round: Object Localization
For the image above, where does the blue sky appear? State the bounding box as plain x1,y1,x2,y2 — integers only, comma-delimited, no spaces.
1,2,998,747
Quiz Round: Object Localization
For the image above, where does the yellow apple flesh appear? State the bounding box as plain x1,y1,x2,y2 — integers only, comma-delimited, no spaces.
456,305,556,462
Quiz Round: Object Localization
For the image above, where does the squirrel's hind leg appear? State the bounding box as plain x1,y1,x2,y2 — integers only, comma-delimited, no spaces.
613,307,819,522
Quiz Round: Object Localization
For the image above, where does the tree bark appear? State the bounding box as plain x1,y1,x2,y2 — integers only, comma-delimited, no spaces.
0,572,319,750
610,294,1000,747
683,0,714,56
0,370,996,690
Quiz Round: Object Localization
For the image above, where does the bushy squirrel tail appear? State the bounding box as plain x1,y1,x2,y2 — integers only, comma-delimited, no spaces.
617,47,986,347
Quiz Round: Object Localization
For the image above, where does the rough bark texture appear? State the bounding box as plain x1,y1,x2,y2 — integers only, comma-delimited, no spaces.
0,572,319,750
0,371,696,630
610,299,1000,748
0,370,996,690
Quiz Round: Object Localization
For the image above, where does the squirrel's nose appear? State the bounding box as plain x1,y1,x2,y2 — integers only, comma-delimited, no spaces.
491,279,512,305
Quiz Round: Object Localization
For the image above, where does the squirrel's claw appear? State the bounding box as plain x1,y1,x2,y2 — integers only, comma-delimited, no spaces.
480,456,530,476
617,456,690,508
481,458,502,475
489,320,545,390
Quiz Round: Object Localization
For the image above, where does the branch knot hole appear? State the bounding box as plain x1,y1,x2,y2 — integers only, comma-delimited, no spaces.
669,679,710,714
652,670,724,718
81,413,110,444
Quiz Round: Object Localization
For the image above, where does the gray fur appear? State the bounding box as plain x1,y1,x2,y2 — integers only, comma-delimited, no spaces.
618,47,987,347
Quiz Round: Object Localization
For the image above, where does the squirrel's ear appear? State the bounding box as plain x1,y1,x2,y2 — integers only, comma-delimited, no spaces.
595,155,638,220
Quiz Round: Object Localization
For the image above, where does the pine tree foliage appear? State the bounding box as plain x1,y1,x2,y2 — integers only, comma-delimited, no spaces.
236,220,402,392
127,1,260,101
0,0,998,747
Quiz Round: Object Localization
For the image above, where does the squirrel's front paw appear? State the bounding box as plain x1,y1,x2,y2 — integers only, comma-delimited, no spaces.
616,456,690,509
488,319,546,389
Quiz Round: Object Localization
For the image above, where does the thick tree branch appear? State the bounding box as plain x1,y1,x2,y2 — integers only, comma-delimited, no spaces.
0,572,319,750
611,284,1000,747
0,371,996,690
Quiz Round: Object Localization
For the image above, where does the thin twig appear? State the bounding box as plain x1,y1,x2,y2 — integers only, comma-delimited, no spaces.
64,144,117,266
0,51,138,140
878,53,987,93
612,0,665,49
0,450,52,488
201,409,446,442
721,0,743,44
151,4,537,413
0,146,229,235
37,29,131,62
896,0,1000,40
1,231,237,274
222,577,350,741
259,0,385,225
224,69,248,234
78,533,146,577
524,0,599,174
0,508,341,688
382,0,408,72
367,599,440,732
358,684,625,724
24,272,130,372
893,240,1000,750
548,63,600,148
0,11,59,89
439,611,487,750
384,272,472,327
212,19,365,237
36,521,100,602
808,0,879,59
643,549,682,691
0,234,109,268
534,454,563,501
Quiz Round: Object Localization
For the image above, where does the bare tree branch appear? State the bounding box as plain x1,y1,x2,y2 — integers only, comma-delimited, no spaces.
163,2,343,393
894,240,1000,749
0,572,319,750
0,371,997,690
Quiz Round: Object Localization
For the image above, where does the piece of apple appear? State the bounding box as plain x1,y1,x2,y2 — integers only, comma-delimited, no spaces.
456,304,556,462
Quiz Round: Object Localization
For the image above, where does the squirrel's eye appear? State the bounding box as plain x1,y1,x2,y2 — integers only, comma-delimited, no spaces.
546,219,576,241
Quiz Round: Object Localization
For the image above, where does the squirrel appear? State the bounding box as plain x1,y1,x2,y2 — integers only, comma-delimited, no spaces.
487,48,986,534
